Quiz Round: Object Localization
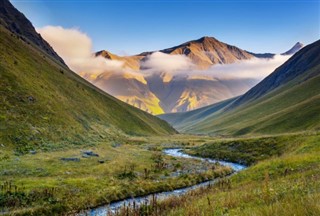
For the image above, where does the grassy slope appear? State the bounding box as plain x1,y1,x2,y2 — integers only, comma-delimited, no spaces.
188,136,296,165
0,26,175,151
160,41,320,136
149,133,320,216
189,65,320,135
158,97,237,131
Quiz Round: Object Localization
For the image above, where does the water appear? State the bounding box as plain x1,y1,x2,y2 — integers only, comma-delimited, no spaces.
163,149,246,172
82,148,246,215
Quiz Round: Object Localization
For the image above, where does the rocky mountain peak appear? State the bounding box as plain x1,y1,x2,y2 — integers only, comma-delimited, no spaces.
95,50,114,59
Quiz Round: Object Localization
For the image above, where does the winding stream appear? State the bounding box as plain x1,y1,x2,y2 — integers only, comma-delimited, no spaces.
84,148,246,215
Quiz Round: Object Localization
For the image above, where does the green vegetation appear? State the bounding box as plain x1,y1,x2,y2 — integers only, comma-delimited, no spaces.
188,135,304,165
0,136,232,215
126,133,320,216
193,70,320,136
0,22,232,215
0,26,175,152
1,3,319,215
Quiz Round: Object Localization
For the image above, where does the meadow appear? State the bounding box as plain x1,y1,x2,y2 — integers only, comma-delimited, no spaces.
0,135,232,215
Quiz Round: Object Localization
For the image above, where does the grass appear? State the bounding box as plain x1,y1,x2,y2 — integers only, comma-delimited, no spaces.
0,135,233,215
126,133,320,216
187,134,306,165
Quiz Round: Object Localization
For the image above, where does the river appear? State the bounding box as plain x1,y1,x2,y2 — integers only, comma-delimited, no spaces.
83,148,246,215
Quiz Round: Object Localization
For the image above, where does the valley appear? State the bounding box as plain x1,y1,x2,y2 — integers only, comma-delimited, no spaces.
0,0,319,215
1,133,319,215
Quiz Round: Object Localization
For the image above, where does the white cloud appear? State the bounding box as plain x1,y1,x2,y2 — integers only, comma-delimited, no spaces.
141,52,195,72
196,54,291,81
37,26,124,74
140,50,290,82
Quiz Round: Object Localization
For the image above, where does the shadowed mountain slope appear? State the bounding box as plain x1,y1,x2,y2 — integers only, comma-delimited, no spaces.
0,0,65,65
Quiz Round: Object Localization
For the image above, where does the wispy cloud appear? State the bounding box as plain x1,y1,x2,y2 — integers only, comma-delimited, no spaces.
37,26,124,74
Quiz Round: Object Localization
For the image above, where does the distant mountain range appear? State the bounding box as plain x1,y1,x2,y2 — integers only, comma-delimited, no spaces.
80,36,303,114
0,0,175,148
246,42,304,58
282,42,304,55
159,39,320,135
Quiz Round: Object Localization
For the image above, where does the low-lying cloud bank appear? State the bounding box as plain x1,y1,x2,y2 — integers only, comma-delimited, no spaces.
192,54,290,80
37,26,291,82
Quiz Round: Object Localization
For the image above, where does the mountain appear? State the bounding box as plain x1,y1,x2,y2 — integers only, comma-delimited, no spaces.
79,37,303,114
84,66,258,114
79,37,265,114
0,0,176,149
247,52,275,58
0,0,65,65
159,39,320,135
247,42,304,58
95,50,142,71
282,42,304,55
140,36,254,69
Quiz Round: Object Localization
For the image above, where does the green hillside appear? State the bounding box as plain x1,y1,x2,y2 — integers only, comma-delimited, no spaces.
0,25,175,151
159,40,320,136
159,97,238,131
154,133,320,216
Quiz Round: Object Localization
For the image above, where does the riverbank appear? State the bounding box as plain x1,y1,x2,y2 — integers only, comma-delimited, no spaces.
83,149,246,215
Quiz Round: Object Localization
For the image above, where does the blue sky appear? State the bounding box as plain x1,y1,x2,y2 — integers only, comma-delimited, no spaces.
11,0,320,55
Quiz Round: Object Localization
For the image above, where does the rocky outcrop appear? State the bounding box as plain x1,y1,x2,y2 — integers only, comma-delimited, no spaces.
0,0,66,65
